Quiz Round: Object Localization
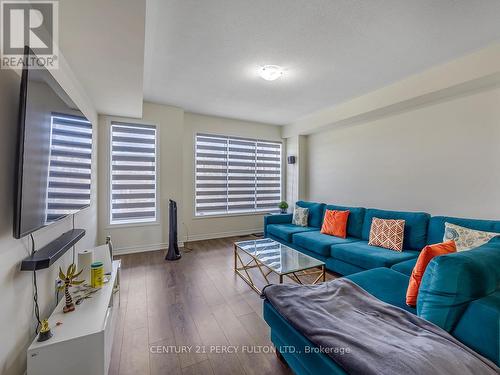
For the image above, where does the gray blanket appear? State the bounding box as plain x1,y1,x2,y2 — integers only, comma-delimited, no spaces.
262,278,499,375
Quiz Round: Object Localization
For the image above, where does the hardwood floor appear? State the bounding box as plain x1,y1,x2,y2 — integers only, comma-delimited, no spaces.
111,236,337,375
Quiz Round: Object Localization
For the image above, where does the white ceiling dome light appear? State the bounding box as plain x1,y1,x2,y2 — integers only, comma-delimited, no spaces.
258,65,284,81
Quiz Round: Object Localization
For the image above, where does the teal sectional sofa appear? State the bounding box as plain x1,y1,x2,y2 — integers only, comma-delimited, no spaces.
264,201,431,275
263,202,500,373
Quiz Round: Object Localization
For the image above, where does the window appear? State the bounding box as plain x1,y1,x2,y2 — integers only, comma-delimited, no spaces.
46,113,92,222
195,133,282,216
110,122,157,225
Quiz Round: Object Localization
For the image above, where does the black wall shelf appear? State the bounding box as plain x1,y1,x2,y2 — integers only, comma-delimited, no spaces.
20,229,86,271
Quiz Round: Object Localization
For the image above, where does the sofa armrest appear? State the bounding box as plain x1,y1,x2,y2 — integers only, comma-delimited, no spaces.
265,213,293,225
264,214,292,236
417,242,500,331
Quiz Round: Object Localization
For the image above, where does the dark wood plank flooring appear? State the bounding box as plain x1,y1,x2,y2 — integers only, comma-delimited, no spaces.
110,236,336,375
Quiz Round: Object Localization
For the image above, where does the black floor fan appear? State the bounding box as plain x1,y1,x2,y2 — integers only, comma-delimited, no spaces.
165,199,181,261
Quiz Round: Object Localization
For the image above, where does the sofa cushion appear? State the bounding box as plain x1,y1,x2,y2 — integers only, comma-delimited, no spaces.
266,224,318,243
296,201,325,228
324,204,365,238
331,241,419,269
427,216,500,245
362,208,430,250
451,291,500,366
326,258,366,276
292,231,360,257
289,243,330,262
391,258,417,276
346,268,416,313
417,237,500,332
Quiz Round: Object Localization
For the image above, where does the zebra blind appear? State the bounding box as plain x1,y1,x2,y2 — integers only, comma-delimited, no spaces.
46,113,92,222
195,133,282,216
110,122,157,224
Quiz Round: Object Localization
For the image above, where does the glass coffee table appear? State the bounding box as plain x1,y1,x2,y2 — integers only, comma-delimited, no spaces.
234,238,326,294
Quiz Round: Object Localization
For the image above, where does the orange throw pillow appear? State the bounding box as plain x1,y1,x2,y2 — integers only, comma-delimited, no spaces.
321,209,350,238
406,240,456,306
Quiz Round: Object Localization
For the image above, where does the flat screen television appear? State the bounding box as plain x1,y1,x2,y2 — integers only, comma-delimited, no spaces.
14,47,92,239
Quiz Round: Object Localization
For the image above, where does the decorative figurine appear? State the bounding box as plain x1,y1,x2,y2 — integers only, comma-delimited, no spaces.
58,264,85,313
37,319,52,342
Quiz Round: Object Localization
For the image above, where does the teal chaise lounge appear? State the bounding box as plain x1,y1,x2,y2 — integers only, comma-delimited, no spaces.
263,206,500,373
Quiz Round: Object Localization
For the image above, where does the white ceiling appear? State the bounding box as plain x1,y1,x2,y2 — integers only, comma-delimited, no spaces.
59,0,146,118
143,0,500,125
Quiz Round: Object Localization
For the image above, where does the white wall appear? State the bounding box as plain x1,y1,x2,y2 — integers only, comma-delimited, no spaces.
98,105,283,252
0,65,98,374
97,103,184,253
182,113,283,241
305,86,500,219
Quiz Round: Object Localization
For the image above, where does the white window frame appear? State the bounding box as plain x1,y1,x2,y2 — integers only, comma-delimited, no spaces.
108,120,159,227
194,132,283,218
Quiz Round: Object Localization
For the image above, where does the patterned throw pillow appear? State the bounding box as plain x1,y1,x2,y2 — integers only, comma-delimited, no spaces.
443,222,499,251
292,206,309,227
368,218,405,251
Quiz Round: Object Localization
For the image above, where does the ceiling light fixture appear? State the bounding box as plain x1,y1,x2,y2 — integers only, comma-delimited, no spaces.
258,65,284,81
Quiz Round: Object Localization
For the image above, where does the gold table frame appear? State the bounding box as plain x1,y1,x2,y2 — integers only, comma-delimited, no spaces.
234,242,326,294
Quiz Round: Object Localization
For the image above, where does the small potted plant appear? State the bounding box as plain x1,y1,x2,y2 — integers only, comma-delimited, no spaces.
278,201,289,214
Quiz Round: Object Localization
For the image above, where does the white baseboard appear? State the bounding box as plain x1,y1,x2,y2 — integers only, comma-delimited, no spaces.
113,228,263,255
114,241,184,255
184,228,263,242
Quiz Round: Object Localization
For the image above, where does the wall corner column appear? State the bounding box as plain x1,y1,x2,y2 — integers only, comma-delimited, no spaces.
285,134,307,205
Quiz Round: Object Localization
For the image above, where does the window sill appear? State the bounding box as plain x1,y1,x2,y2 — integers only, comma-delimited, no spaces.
193,211,277,220
105,220,160,230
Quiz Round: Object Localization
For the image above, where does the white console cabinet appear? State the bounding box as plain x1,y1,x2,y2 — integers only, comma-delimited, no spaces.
27,260,121,375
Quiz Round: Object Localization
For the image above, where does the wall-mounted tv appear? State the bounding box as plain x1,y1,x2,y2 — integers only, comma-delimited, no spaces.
14,47,93,239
